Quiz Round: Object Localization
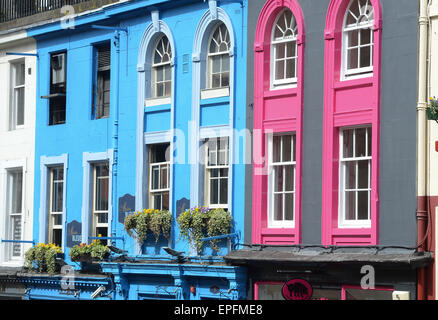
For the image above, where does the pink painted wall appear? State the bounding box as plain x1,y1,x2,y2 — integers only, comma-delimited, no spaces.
321,0,382,246
252,0,306,245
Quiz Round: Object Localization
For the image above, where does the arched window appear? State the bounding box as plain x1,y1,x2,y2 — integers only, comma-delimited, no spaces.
207,23,230,89
152,36,172,98
271,9,298,88
343,0,374,78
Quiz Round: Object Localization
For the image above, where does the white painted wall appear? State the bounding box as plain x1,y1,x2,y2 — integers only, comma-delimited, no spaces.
0,33,36,266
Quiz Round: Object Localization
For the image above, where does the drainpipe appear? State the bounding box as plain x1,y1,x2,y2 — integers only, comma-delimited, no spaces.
112,30,121,240
417,0,430,301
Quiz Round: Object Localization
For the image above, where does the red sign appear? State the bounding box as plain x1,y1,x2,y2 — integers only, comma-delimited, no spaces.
282,279,313,301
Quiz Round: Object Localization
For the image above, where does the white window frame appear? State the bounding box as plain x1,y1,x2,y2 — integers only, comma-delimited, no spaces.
48,166,64,247
81,151,113,245
206,23,231,91
3,168,25,263
341,0,374,81
0,159,27,266
204,137,229,209
10,61,26,130
148,144,171,210
151,36,172,99
267,133,296,229
338,126,372,228
270,9,298,90
92,162,109,239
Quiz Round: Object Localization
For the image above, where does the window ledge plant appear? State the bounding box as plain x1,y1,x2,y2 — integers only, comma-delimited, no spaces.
24,243,63,275
69,239,110,263
427,97,438,122
177,206,232,253
124,209,172,243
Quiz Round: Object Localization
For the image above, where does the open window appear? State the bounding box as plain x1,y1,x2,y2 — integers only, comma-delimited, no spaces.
48,52,67,125
93,43,111,119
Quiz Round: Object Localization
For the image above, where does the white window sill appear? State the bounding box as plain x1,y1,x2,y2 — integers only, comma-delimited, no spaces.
338,221,371,229
0,260,24,267
9,125,25,131
145,97,171,107
201,87,230,100
342,70,373,82
271,77,297,91
268,221,295,229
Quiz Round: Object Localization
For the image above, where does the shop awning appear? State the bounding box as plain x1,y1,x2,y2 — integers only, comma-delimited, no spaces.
224,248,433,269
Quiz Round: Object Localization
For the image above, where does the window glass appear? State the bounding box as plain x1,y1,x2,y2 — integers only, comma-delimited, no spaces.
95,43,111,119
206,137,229,208
269,134,296,227
207,23,230,89
340,127,372,225
271,9,298,87
344,288,393,300
93,162,109,243
49,166,64,247
49,52,67,125
152,36,172,98
149,144,170,210
7,170,23,259
343,0,374,78
11,62,25,129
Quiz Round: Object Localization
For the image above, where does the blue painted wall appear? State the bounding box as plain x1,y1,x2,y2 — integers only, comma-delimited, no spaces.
29,0,248,276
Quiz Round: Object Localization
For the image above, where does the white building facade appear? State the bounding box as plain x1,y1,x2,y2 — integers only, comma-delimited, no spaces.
0,30,36,267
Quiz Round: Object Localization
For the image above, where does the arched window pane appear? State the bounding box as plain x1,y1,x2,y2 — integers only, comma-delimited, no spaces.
152,36,172,98
271,9,298,87
343,0,374,78
207,23,231,89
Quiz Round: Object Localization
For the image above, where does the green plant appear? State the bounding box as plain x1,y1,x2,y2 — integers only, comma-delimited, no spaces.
149,210,172,243
69,239,110,262
24,243,62,274
124,209,172,243
428,97,438,122
177,206,232,253
207,208,232,252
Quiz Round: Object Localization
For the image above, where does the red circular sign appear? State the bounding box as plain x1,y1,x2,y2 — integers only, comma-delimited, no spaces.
282,279,313,300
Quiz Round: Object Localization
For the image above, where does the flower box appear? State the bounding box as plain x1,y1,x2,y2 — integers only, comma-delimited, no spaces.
177,207,232,255
427,108,438,121
124,209,172,245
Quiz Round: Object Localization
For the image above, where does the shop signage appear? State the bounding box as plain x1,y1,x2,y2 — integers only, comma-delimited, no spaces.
282,279,313,300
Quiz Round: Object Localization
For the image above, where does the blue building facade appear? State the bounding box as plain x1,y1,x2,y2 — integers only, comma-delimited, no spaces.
22,0,248,300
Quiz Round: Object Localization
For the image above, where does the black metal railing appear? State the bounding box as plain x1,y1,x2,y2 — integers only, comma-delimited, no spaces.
0,0,93,23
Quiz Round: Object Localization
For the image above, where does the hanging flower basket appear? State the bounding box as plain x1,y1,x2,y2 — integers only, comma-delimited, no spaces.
427,97,438,122
124,209,172,244
69,240,110,264
177,206,232,254
24,243,63,274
